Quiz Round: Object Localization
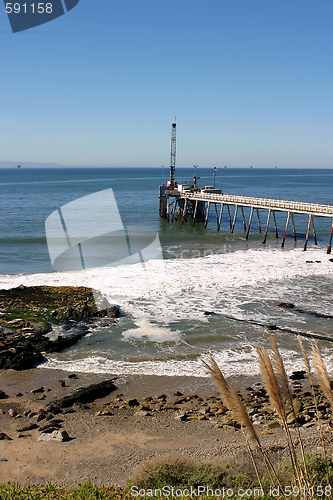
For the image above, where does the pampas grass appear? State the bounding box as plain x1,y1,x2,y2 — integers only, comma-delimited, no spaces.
311,340,333,410
203,335,333,497
298,336,330,485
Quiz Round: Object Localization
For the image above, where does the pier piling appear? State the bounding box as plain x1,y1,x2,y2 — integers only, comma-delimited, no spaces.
246,206,254,240
231,205,238,233
263,209,271,244
256,208,261,233
204,202,211,228
241,207,246,231
217,203,223,231
281,211,291,248
159,188,333,252
272,211,278,238
304,215,312,251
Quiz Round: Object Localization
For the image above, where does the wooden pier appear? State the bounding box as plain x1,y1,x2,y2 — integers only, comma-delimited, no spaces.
159,187,333,253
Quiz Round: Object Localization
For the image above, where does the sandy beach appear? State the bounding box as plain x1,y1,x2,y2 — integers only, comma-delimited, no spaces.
1,367,332,488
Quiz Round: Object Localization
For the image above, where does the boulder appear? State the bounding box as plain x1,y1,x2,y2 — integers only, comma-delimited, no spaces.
125,398,139,407
56,379,117,408
17,423,38,432
37,430,70,442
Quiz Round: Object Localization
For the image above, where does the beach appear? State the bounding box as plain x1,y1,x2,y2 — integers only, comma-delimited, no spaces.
1,366,333,487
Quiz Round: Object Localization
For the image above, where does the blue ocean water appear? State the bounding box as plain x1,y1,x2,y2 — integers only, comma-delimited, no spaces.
0,167,333,378
0,167,332,275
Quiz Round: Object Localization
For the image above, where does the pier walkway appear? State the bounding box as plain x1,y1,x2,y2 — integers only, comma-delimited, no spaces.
160,188,333,253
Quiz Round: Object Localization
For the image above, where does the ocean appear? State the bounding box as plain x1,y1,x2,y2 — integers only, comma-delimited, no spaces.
1,167,333,379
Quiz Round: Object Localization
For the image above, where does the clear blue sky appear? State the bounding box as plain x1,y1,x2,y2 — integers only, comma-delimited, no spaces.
0,0,332,168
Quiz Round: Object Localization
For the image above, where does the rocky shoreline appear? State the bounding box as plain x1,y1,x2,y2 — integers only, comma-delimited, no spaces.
0,285,120,370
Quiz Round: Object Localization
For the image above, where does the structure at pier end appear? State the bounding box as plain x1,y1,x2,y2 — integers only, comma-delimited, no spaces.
159,123,333,253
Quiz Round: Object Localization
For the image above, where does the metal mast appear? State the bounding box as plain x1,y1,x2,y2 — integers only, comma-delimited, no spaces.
169,121,176,186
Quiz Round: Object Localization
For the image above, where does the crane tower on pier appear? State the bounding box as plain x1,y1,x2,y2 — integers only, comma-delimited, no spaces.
169,121,176,186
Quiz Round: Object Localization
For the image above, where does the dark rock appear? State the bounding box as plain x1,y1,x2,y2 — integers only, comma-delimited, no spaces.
68,373,78,379
44,403,61,415
278,302,295,309
39,426,59,434
268,324,277,331
39,420,63,432
0,432,12,440
126,398,140,407
60,380,66,387
56,379,117,408
30,386,44,394
36,411,47,422
290,370,306,380
63,408,75,414
0,389,8,399
173,391,183,397
15,392,23,397
204,311,215,316
17,423,38,432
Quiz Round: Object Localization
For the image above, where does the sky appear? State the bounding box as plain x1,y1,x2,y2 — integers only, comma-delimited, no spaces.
0,1,333,168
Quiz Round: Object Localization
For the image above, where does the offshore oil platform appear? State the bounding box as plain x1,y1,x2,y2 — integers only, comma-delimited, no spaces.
159,122,333,253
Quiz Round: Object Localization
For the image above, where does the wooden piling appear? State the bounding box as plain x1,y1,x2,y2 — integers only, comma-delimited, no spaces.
166,197,169,222
227,205,232,229
256,208,261,233
214,204,219,230
263,209,271,244
303,214,312,251
272,211,278,238
281,211,290,248
327,218,333,254
217,203,223,232
231,205,238,233
311,216,317,245
204,202,211,228
181,199,187,224
192,199,198,227
241,206,246,231
291,213,296,242
171,199,177,223
246,206,254,240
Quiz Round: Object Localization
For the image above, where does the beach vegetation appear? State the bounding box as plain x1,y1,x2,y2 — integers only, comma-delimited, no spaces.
203,334,333,498
1,454,332,499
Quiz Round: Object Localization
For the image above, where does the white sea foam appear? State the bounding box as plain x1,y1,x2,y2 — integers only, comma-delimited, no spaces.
41,346,333,378
1,246,332,322
2,245,333,377
122,319,181,342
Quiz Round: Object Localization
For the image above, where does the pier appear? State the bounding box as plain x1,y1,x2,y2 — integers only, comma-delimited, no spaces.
159,122,333,253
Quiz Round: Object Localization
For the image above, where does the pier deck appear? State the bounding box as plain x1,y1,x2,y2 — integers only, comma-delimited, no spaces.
159,186,333,253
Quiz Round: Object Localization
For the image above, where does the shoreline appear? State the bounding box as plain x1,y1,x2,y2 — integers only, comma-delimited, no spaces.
0,367,262,404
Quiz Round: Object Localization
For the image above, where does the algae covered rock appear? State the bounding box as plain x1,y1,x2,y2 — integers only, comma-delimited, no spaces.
0,285,120,370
